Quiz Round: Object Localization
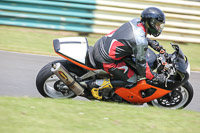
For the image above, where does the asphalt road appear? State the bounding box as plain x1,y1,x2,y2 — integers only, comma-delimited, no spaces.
0,50,199,112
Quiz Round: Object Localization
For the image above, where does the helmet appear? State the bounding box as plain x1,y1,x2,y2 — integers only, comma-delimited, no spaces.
141,7,165,37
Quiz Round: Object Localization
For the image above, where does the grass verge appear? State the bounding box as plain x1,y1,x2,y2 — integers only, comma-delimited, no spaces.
0,25,200,71
0,26,98,55
0,97,200,133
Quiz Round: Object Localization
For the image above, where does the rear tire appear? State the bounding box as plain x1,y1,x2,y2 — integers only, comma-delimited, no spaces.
36,60,86,98
147,81,193,109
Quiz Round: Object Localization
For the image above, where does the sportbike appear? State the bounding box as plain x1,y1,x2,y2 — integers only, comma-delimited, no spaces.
36,37,193,109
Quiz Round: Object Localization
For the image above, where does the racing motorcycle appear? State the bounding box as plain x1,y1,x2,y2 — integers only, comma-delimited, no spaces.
36,37,193,109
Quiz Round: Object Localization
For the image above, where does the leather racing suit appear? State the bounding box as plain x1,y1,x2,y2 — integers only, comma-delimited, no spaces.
93,18,156,84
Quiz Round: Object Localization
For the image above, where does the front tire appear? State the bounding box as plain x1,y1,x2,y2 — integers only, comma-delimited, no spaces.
147,81,193,109
36,60,86,98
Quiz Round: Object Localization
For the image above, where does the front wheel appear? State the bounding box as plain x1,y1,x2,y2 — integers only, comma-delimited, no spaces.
147,81,193,109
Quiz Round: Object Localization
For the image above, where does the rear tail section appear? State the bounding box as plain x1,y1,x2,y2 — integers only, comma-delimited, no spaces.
53,37,96,71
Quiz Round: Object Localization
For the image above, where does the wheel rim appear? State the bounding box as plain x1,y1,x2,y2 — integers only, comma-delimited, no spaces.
151,86,189,109
43,74,75,98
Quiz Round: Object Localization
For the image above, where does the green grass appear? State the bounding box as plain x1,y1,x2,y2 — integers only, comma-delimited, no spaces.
0,26,98,55
0,97,200,133
0,25,200,70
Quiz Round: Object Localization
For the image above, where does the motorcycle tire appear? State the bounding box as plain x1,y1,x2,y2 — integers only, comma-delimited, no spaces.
147,81,193,109
36,60,86,98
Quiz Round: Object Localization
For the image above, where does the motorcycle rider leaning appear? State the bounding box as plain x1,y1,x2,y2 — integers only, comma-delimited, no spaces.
91,7,166,100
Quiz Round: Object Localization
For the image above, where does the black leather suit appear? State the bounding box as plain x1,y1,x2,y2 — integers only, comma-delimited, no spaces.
93,18,157,83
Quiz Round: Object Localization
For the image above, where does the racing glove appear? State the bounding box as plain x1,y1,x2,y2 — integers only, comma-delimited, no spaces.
147,38,163,52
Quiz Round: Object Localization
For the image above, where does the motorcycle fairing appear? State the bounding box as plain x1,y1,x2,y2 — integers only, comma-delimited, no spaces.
53,37,88,64
53,37,97,71
115,80,171,103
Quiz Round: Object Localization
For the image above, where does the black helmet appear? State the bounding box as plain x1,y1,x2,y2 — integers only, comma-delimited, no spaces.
141,7,165,37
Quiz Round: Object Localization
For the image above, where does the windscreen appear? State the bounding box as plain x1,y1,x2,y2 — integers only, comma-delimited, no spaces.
173,45,188,73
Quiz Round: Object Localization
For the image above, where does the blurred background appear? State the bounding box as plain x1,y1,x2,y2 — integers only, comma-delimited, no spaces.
0,0,200,43
0,0,200,70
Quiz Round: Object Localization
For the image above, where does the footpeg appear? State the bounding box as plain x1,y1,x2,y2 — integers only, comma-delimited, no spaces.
91,79,113,100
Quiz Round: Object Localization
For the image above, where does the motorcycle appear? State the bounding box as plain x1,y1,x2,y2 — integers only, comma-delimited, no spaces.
36,37,193,109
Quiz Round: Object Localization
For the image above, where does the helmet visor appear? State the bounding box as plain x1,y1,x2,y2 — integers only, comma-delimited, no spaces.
153,19,165,32
149,18,165,37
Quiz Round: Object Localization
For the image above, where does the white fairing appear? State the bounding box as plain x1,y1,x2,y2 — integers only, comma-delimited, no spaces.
58,37,88,64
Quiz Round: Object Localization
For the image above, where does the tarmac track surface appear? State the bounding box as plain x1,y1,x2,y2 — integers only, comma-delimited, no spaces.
0,50,199,112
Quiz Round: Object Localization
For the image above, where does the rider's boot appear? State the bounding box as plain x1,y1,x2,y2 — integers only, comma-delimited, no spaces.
91,79,113,100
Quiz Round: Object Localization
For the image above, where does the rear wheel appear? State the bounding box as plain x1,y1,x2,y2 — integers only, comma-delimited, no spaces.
147,81,193,109
36,60,86,98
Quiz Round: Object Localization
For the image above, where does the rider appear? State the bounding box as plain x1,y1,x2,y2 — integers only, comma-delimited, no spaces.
91,7,166,99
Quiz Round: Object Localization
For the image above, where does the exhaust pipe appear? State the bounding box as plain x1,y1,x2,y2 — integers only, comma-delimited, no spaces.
51,63,84,96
